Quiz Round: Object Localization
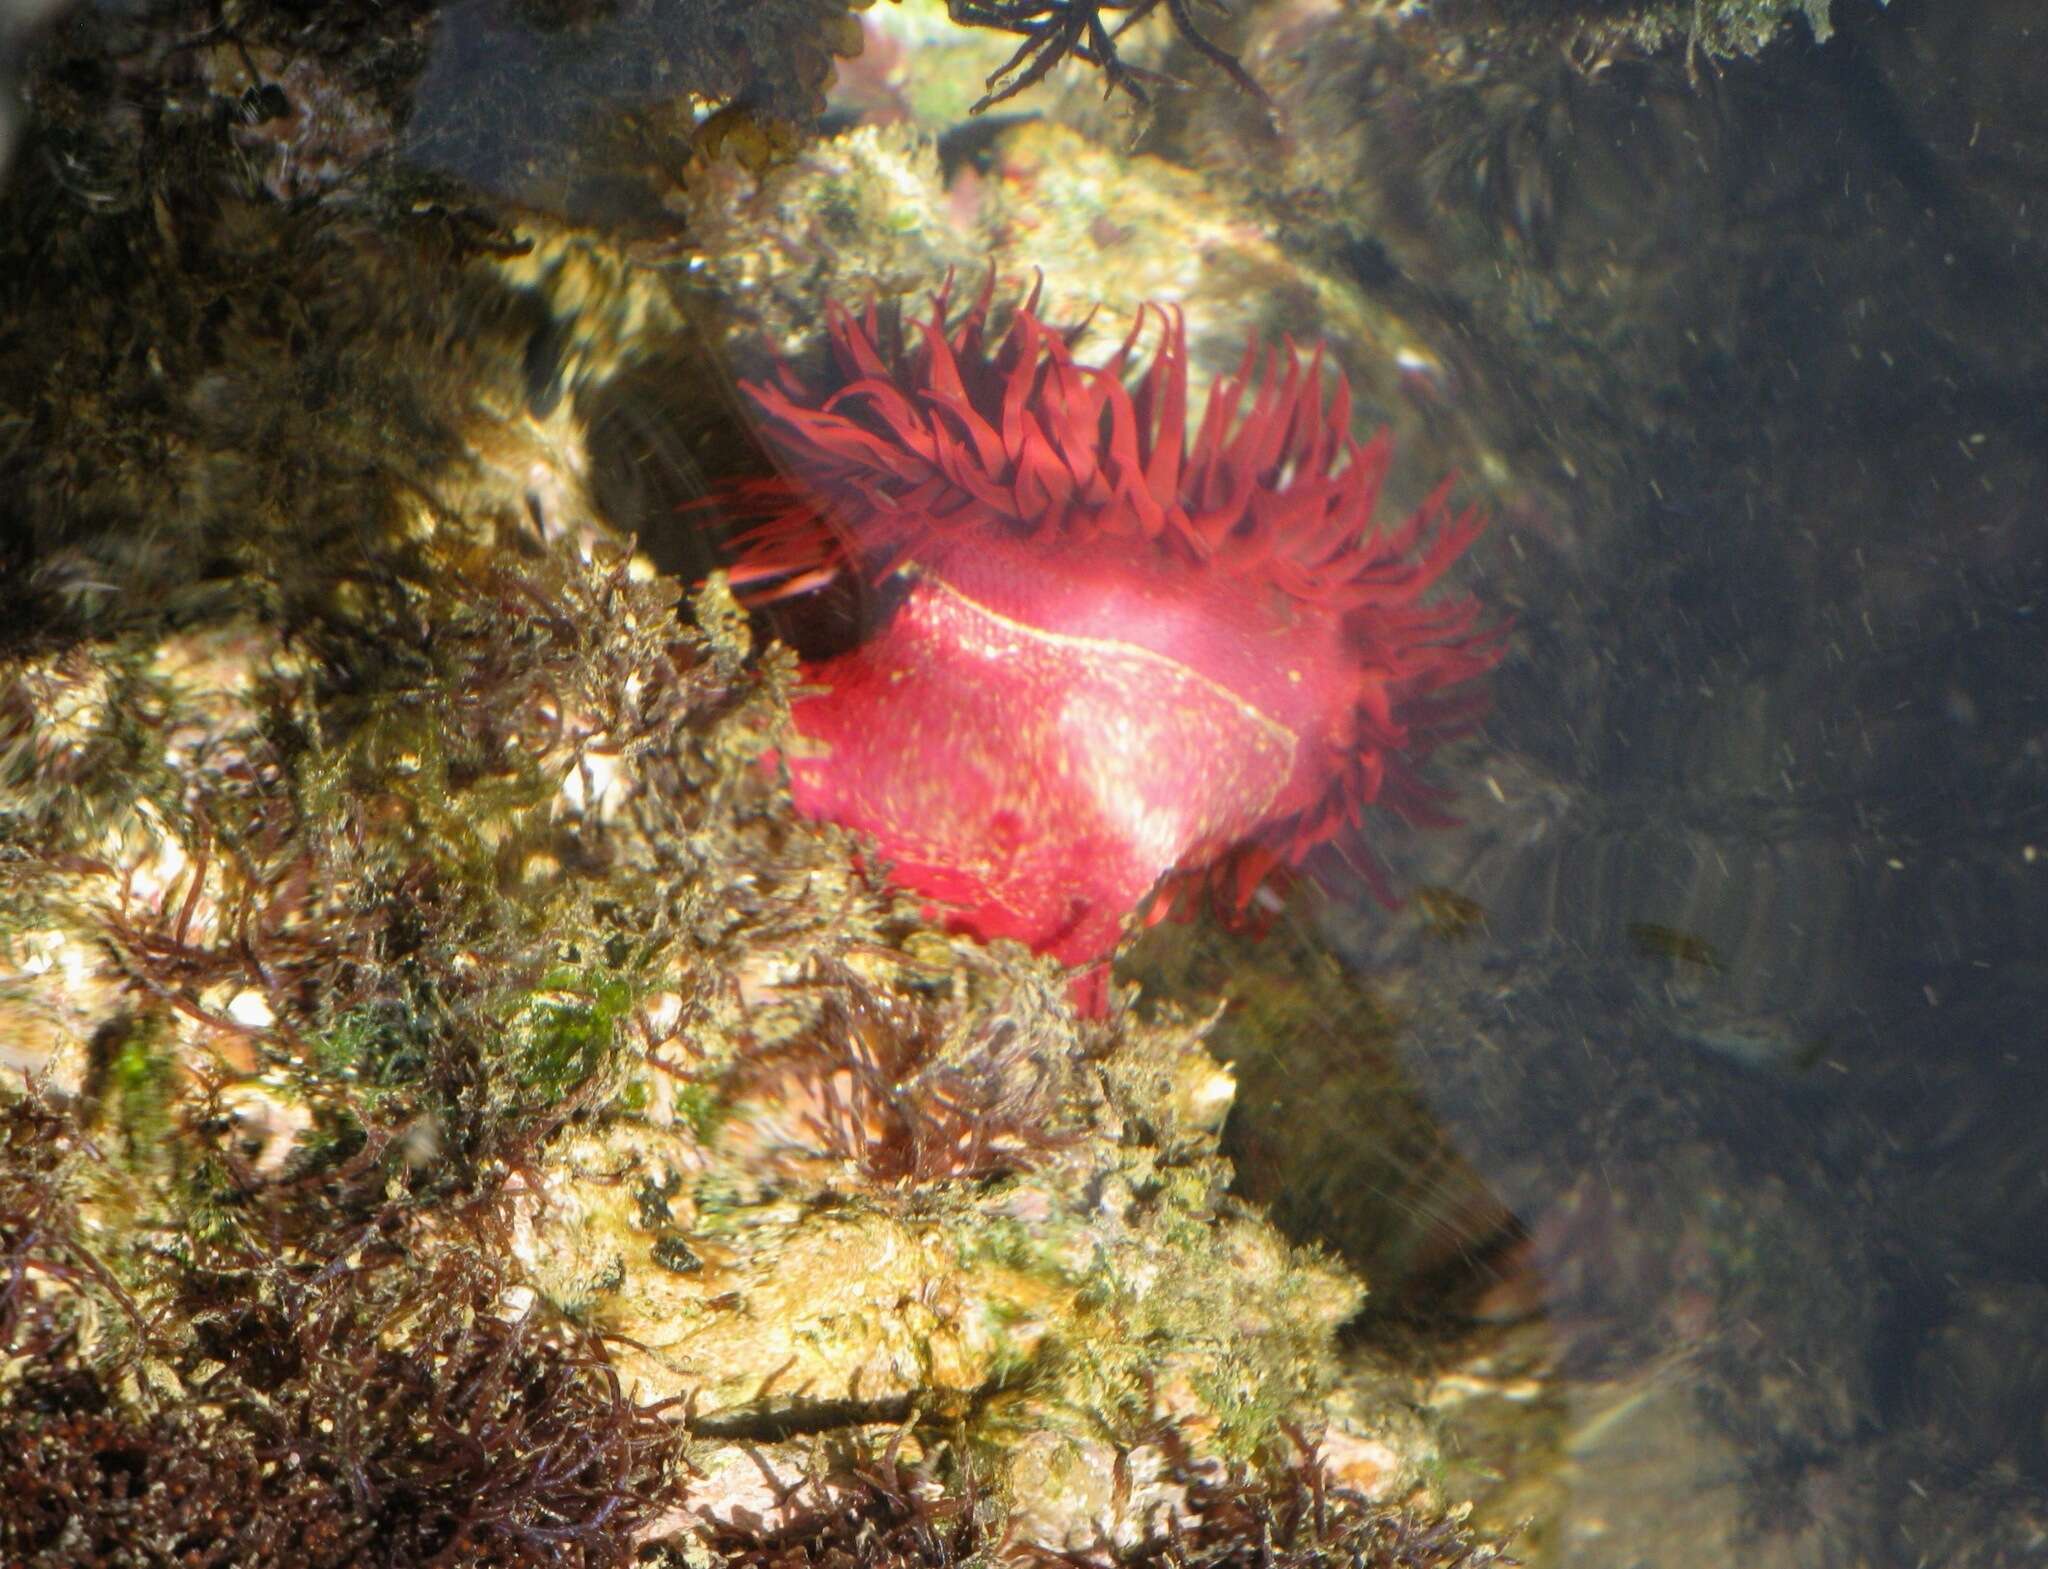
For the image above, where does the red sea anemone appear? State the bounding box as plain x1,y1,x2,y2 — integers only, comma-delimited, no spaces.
715,277,1505,980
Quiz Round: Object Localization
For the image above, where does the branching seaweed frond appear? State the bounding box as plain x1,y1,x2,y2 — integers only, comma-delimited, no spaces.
946,0,1269,114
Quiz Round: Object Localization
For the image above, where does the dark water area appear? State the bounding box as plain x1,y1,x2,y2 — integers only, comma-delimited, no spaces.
1123,2,2048,1562
2,0,2045,1565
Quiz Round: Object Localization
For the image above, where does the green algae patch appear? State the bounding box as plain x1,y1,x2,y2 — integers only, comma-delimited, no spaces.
99,1022,179,1174
506,970,642,1100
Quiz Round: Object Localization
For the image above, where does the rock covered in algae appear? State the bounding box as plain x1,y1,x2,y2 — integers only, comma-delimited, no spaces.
7,0,894,215
0,61,1498,1559
517,978,1368,1542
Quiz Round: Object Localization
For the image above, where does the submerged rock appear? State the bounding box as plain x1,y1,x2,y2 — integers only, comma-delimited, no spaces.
0,33,1485,1556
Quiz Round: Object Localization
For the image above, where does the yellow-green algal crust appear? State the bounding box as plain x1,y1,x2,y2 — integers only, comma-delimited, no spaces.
0,558,777,1295
519,981,1366,1549
679,122,994,358
0,617,314,1098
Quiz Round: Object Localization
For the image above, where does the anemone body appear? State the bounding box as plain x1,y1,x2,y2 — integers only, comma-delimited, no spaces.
724,281,1504,970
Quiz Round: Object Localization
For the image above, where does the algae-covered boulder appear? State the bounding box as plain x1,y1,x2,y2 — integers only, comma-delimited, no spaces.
0,23,1494,1554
